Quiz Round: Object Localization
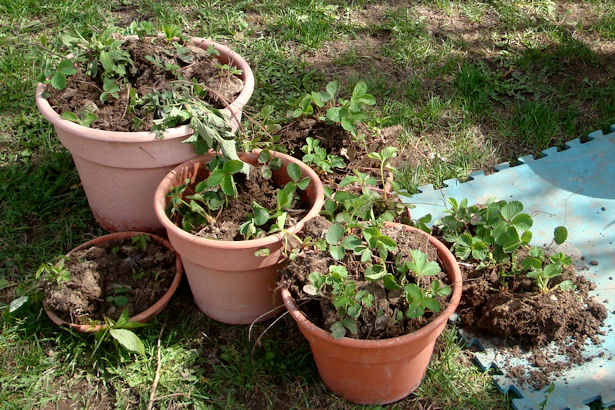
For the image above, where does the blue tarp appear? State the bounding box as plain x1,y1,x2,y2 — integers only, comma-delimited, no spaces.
403,127,615,409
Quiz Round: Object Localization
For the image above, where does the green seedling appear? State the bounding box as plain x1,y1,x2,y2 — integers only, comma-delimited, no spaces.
527,263,575,293
325,81,376,133
100,78,120,102
126,20,156,38
367,146,398,192
161,23,182,41
300,137,345,174
35,258,71,285
106,287,130,307
131,234,149,252
306,266,374,339
216,63,243,76
437,197,574,294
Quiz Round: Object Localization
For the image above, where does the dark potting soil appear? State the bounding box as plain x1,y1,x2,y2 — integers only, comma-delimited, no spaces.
191,165,309,241
279,216,451,340
41,237,175,324
277,118,404,188
439,228,608,389
46,37,243,132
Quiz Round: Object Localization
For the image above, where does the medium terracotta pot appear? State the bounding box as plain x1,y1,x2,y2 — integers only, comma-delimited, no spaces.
44,231,183,333
281,224,462,404
35,37,255,232
154,150,325,325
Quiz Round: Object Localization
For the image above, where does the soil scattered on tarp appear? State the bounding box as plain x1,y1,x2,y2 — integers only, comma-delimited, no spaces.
41,236,176,324
438,228,608,389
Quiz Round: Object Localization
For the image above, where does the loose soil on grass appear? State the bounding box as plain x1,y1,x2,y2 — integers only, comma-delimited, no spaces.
279,217,451,340
277,118,404,187
441,231,608,389
41,237,176,324
182,164,309,241
46,37,244,132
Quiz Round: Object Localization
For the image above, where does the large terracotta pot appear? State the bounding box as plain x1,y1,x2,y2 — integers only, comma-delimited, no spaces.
154,150,325,324
281,224,462,404
35,37,255,232
44,231,183,333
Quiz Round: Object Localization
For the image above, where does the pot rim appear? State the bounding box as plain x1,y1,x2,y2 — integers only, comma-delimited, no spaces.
281,223,462,348
153,150,325,249
35,37,254,143
43,231,183,333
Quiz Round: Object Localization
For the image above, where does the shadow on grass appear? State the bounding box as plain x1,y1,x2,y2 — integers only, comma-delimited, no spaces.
0,149,103,281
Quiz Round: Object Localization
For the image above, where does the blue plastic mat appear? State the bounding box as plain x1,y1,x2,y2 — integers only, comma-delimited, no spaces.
401,127,615,409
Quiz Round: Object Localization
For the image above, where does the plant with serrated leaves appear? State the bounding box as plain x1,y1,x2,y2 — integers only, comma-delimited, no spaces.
305,266,374,339
167,151,310,239
325,81,375,134
165,156,245,232
131,234,149,252
60,111,98,127
321,171,408,229
367,146,398,195
289,80,375,135
303,220,451,339
435,197,572,292
106,287,130,307
239,153,310,240
126,20,156,38
300,137,346,174
39,23,243,160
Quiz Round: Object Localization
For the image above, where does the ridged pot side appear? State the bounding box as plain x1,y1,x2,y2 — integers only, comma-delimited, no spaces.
154,150,325,325
35,37,255,232
44,231,183,333
281,224,462,404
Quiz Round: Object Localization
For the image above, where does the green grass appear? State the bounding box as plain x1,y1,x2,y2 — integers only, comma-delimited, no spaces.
2,0,615,408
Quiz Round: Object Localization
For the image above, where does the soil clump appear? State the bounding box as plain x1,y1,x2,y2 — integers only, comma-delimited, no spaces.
436,227,608,389
41,237,176,324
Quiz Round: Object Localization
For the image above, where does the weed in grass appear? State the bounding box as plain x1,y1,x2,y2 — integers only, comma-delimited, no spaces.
267,1,338,49
506,99,579,153
593,9,615,39
453,61,498,115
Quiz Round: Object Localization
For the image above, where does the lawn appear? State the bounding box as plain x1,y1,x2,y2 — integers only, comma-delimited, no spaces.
1,0,614,408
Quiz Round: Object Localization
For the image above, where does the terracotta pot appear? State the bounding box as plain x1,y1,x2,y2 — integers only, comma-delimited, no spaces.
35,37,255,232
154,150,325,324
44,231,183,333
281,223,462,404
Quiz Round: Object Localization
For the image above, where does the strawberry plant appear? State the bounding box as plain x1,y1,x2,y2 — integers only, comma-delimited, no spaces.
39,23,245,159
433,197,572,293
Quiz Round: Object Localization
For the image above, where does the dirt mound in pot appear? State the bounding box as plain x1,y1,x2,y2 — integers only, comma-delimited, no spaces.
46,37,244,132
41,236,176,324
279,217,451,340
183,164,309,241
277,118,403,187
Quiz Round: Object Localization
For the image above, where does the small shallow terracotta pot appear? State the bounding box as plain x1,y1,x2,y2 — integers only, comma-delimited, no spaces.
154,150,325,325
281,224,462,404
44,231,183,333
35,37,255,232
